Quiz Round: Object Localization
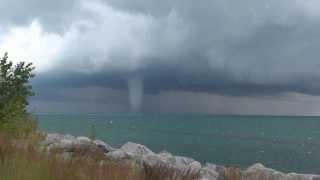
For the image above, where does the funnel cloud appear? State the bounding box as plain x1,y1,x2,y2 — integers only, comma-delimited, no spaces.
128,76,144,112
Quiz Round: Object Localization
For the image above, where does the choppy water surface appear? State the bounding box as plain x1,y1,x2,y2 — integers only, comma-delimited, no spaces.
37,113,320,174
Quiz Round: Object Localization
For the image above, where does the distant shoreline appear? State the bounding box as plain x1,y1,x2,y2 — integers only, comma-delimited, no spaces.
33,112,320,118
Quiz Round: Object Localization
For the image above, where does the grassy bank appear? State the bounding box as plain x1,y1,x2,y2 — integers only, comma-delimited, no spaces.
0,132,146,180
0,132,200,180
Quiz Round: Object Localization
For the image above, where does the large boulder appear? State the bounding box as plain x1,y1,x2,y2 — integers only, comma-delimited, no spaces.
106,149,131,160
107,144,202,175
242,163,320,180
106,142,153,161
142,153,166,167
158,151,200,169
175,156,199,168
93,140,115,153
120,142,155,157
143,150,202,174
43,133,78,152
76,136,91,145
199,163,220,180
42,133,76,146
42,133,115,154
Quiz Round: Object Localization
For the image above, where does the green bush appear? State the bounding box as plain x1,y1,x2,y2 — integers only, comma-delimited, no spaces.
0,52,36,136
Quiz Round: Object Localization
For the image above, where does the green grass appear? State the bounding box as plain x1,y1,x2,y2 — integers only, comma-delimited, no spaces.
0,132,201,180
0,132,145,180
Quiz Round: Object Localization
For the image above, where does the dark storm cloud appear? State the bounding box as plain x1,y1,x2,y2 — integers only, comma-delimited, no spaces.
3,0,320,100
0,0,78,32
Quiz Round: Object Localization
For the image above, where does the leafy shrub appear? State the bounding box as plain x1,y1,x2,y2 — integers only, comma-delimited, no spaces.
0,52,36,136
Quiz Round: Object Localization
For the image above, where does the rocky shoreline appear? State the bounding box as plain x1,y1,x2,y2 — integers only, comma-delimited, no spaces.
42,133,320,180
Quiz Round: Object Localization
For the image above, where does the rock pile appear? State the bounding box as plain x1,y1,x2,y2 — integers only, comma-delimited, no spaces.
42,133,320,180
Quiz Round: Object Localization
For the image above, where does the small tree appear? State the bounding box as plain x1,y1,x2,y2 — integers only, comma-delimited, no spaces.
0,52,36,135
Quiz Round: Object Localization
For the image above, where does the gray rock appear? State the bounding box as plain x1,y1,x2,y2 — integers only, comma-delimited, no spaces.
200,163,219,180
64,134,77,141
242,163,320,180
44,134,77,152
174,156,198,167
93,140,115,153
42,133,71,146
143,150,202,173
55,138,76,152
43,133,115,154
106,142,154,162
142,154,166,167
120,142,154,157
106,150,131,160
188,161,202,174
158,152,199,169
77,136,91,144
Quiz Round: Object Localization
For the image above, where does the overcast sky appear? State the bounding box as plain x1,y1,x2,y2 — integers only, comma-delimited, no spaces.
1,0,320,115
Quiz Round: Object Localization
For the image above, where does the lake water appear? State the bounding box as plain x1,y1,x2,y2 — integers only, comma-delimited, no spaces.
36,113,320,174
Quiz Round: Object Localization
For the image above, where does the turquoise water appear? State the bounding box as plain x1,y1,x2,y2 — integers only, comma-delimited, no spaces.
37,113,320,174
